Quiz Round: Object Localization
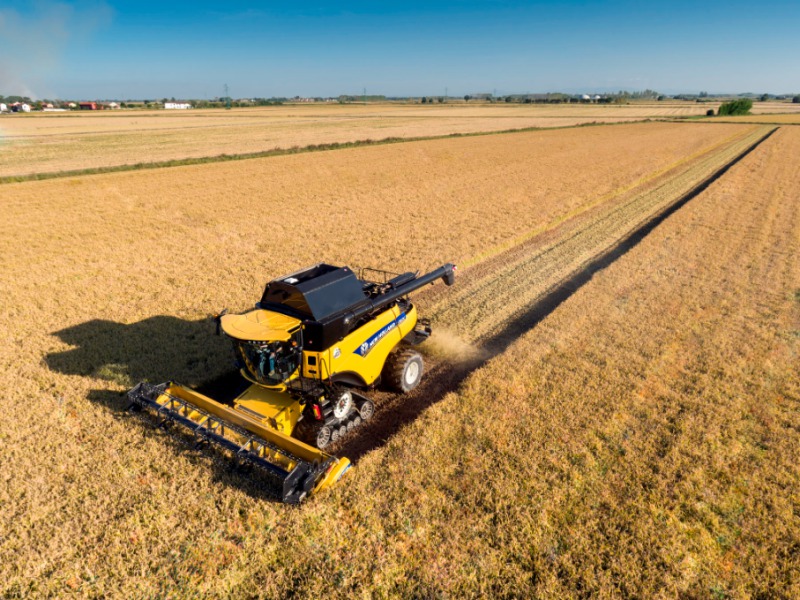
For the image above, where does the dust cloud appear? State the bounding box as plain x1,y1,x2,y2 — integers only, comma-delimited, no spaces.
422,328,488,368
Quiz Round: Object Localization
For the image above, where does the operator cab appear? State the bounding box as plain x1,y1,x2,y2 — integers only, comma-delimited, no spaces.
219,308,304,387
234,332,302,386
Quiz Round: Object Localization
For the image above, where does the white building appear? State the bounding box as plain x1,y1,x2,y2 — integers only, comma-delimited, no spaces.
0,103,7,113
165,102,192,109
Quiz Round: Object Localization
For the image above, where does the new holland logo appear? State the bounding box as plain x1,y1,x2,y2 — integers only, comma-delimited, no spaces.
354,313,407,357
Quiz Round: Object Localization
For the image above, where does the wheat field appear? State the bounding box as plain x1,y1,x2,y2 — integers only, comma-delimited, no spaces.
1,118,798,597
3,101,788,178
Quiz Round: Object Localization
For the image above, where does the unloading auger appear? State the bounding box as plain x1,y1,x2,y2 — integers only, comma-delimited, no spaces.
128,263,456,503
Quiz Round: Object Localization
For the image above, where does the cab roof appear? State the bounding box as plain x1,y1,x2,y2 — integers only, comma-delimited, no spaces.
220,309,301,342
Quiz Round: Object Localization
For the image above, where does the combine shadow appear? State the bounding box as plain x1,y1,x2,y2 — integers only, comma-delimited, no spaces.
46,315,236,405
45,316,284,500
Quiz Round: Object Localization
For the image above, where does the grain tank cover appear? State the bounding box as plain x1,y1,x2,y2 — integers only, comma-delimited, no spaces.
259,264,368,321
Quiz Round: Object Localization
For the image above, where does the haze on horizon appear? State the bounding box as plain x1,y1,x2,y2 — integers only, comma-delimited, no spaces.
1,0,798,100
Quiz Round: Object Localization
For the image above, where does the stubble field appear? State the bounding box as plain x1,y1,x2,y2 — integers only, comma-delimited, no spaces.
1,114,798,598
2,101,794,178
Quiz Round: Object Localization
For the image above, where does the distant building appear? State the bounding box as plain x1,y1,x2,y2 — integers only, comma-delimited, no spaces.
0,103,7,113
165,102,192,109
80,102,98,110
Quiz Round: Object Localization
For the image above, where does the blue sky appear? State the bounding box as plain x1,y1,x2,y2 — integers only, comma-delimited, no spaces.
1,1,798,100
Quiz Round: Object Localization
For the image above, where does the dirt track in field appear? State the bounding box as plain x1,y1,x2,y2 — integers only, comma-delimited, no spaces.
337,124,776,461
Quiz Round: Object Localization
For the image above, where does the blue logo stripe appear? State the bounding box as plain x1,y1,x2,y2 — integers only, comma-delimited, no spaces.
354,313,407,357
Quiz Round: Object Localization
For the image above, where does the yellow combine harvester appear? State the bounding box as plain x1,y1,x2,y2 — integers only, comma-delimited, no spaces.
128,263,456,503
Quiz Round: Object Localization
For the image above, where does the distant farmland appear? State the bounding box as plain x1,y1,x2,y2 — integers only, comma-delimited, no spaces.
2,100,795,178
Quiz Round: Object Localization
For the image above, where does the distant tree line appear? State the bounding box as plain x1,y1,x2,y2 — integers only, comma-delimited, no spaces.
0,95,34,104
717,98,753,116
189,98,284,108
338,95,387,102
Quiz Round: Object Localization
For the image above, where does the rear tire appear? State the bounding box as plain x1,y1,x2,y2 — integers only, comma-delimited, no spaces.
383,348,424,393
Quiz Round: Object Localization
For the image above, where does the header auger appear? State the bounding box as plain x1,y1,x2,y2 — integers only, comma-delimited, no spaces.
128,262,456,503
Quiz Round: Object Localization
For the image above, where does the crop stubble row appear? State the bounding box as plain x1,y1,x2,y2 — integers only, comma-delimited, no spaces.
423,125,775,342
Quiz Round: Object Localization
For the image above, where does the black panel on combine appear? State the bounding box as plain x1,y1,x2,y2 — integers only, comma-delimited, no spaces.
259,264,369,321
258,262,455,352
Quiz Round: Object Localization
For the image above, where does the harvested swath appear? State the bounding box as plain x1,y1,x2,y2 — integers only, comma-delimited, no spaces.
425,125,775,342
338,124,774,459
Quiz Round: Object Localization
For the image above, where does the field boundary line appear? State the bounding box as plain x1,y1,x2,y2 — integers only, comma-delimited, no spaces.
660,116,800,126
0,119,660,185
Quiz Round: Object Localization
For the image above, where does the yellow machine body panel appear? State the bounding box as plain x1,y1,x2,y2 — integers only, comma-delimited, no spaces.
159,384,315,463
234,385,303,435
302,303,418,386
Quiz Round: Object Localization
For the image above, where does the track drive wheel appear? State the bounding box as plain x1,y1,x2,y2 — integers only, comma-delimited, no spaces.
358,399,374,421
315,425,333,449
332,389,354,421
383,348,424,393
